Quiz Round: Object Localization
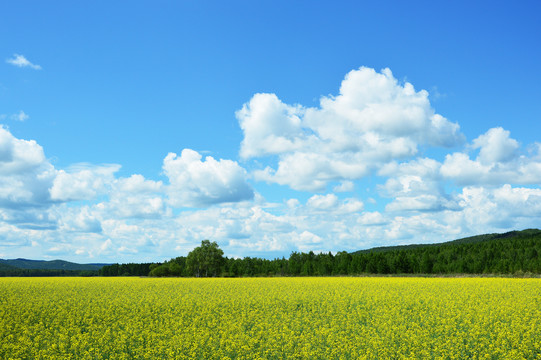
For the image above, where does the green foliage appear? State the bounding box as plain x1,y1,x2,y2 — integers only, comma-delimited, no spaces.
98,263,153,277
0,258,106,276
186,240,224,277
148,257,188,277
0,268,99,277
147,229,541,277
0,262,16,271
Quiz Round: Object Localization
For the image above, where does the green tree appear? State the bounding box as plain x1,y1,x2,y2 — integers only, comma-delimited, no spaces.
186,240,225,277
288,252,302,275
420,251,434,274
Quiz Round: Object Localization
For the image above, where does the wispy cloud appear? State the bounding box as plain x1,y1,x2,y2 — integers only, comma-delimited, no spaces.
10,111,29,122
6,54,42,70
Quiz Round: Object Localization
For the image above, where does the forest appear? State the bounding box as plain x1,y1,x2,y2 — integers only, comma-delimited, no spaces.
98,229,541,277
0,268,99,277
0,258,103,277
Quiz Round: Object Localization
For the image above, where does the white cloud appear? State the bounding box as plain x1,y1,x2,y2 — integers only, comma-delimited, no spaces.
163,149,254,207
339,198,365,213
333,180,354,192
378,157,459,213
385,194,458,213
286,198,300,209
3,66,541,262
118,246,138,254
254,151,372,192
49,164,120,201
6,54,42,70
307,194,339,210
237,93,306,158
0,126,47,174
309,68,463,147
100,239,114,254
472,127,519,164
204,196,369,254
457,185,541,230
0,207,58,230
306,193,364,213
357,211,388,226
0,126,55,209
4,182,541,261
99,194,165,219
238,67,464,191
296,231,324,251
57,206,102,233
10,111,29,122
440,152,489,184
116,174,162,193
97,174,166,219
441,127,541,186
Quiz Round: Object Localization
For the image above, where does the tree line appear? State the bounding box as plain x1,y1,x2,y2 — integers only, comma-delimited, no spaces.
0,269,98,277
99,229,541,277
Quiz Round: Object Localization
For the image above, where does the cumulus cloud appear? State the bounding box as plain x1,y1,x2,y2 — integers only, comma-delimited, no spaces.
6,54,42,70
457,185,541,230
97,174,166,219
441,127,541,185
307,194,339,210
0,126,47,173
238,67,464,191
307,194,363,213
49,164,121,201
333,181,354,193
0,126,55,209
116,174,162,193
357,211,388,226
308,68,463,147
163,149,254,207
296,231,324,251
57,206,102,233
254,151,372,191
0,126,171,247
378,158,459,213
4,65,541,262
0,128,261,260
385,194,458,213
237,93,306,158
472,127,519,164
377,127,541,214
99,194,165,220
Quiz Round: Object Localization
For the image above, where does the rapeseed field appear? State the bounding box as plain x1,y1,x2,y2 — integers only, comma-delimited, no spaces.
1,277,540,359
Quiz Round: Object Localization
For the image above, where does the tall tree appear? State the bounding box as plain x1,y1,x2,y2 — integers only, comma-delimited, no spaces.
186,240,224,277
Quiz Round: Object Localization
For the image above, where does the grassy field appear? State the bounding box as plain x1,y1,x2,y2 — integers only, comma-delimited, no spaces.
1,277,540,359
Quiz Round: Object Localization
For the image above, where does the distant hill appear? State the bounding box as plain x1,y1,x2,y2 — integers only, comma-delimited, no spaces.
352,229,541,254
0,262,17,271
346,228,541,275
0,258,110,271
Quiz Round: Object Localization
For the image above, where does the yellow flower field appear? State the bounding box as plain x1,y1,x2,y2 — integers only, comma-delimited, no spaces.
1,277,540,359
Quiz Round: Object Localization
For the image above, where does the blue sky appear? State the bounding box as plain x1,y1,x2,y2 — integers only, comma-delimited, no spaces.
1,1,540,262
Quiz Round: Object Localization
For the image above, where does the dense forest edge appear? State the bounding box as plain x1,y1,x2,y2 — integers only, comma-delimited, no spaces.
2,229,541,277
0,258,109,277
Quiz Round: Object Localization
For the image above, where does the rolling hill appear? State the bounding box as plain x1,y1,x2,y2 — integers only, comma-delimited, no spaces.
0,258,110,271
352,229,541,254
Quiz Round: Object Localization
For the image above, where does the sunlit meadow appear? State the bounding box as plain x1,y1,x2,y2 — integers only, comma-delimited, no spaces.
1,277,540,359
